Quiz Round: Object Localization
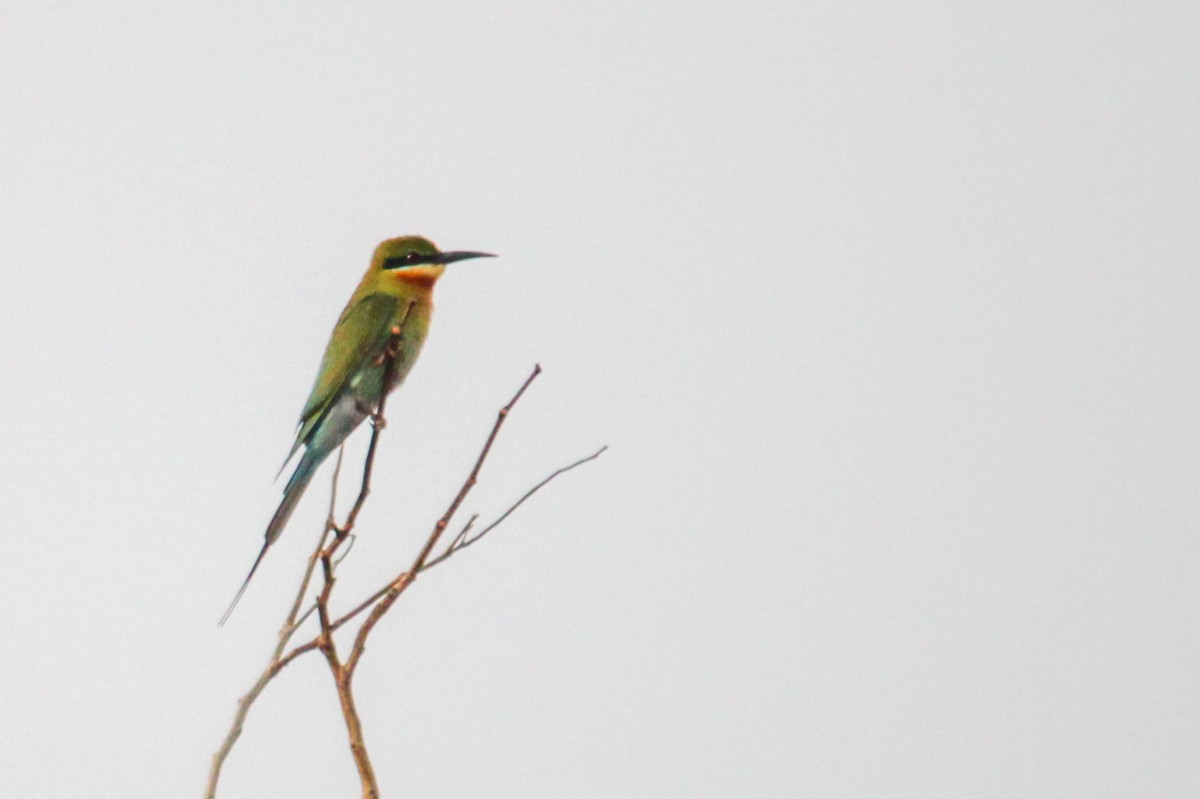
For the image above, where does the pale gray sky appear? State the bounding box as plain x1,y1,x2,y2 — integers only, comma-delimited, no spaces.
2,2,1198,797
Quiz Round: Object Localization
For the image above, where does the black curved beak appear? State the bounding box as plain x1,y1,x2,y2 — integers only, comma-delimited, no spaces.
433,251,496,264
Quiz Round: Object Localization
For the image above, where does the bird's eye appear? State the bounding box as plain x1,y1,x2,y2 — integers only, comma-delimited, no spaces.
405,252,423,265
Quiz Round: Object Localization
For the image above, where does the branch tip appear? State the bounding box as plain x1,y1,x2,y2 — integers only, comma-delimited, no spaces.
206,359,601,799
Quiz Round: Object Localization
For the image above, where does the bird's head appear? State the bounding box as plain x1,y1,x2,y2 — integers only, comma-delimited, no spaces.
371,236,495,288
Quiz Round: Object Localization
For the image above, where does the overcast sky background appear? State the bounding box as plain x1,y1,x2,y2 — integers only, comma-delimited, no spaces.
2,3,1197,797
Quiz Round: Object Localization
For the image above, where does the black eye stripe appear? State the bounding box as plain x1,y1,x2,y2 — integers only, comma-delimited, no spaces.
384,252,435,269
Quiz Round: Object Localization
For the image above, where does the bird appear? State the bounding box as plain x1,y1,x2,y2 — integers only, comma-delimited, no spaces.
220,236,495,624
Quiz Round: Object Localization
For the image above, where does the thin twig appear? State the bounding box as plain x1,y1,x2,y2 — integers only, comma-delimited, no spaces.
448,514,479,552
204,522,333,799
311,312,413,799
208,311,413,799
336,311,413,538
344,364,542,676
320,443,605,636
327,445,346,527
328,364,540,645
435,445,607,561
313,313,413,628
207,360,606,799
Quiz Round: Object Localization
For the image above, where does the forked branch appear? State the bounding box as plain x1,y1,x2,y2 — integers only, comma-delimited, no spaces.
205,357,603,799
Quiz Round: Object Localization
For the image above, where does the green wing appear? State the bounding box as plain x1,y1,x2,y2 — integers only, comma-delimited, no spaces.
281,293,399,466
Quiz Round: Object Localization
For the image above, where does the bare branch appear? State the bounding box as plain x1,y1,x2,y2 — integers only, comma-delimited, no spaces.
204,522,333,799
326,445,345,526
325,443,605,634
343,364,543,675
335,310,414,538
309,312,414,797
430,445,608,566
208,311,412,799
449,514,479,552
207,358,606,799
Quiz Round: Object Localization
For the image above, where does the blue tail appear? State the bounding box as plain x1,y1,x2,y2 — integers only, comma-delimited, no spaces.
266,449,324,544
219,449,326,625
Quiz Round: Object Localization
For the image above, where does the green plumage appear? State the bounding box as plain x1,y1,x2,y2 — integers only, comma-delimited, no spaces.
220,236,494,624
